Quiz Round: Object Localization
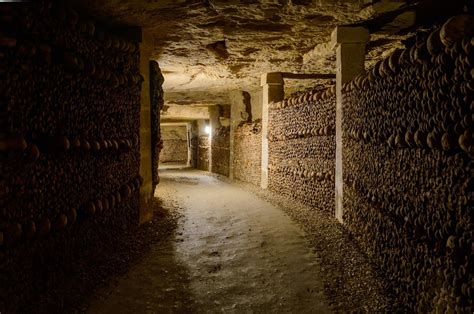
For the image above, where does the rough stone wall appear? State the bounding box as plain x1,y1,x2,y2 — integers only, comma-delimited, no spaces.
211,126,230,176
160,126,188,163
233,121,262,186
161,139,187,163
0,2,142,312
269,88,336,212
198,135,210,171
71,0,472,106
341,17,473,312
149,61,164,189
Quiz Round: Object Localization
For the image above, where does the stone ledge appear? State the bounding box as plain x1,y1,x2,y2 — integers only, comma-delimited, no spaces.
331,26,369,47
261,72,284,86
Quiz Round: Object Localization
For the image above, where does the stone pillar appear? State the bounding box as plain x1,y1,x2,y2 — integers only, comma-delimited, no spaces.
260,72,284,189
332,26,369,223
138,29,154,225
186,122,192,167
208,106,221,173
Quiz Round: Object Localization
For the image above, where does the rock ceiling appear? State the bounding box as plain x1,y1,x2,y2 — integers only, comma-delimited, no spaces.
71,0,468,105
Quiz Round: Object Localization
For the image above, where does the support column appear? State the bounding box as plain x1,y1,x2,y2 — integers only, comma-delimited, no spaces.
208,106,221,173
260,73,284,189
138,29,154,225
332,26,369,223
186,122,192,167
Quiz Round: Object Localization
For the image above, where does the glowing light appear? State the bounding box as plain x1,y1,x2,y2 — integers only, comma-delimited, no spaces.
205,126,211,135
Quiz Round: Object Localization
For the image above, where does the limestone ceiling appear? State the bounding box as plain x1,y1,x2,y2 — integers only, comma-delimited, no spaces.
71,0,468,105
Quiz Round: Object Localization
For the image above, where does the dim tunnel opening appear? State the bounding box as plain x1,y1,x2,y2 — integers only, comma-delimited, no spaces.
159,123,191,169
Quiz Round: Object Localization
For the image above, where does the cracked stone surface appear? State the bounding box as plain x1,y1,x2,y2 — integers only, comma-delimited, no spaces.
70,0,466,105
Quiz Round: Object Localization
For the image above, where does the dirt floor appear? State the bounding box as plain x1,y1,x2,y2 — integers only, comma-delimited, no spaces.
87,167,395,313
88,168,332,313
232,179,396,312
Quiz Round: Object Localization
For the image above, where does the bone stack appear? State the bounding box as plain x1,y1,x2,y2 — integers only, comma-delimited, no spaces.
233,120,262,186
268,87,336,212
150,61,165,189
211,126,230,176
0,2,145,311
198,135,210,171
342,15,474,312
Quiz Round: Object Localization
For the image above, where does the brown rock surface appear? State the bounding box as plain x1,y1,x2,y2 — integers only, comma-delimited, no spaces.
69,0,466,104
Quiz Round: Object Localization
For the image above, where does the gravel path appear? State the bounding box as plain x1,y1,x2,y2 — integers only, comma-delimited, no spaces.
88,168,332,313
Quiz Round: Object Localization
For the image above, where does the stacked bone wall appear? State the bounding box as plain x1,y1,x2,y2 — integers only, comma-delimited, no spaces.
150,61,164,189
268,89,336,212
189,121,198,168
160,126,188,163
211,126,230,176
342,17,473,312
233,121,262,186
198,135,210,171
0,2,143,312
189,121,199,168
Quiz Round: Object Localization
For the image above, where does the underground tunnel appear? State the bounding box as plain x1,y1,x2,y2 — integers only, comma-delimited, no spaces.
0,0,473,312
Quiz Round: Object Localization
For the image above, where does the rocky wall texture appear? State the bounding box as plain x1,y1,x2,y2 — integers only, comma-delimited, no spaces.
160,126,188,163
0,2,142,312
211,126,230,176
69,0,472,106
160,140,188,163
269,88,336,213
198,135,209,171
233,121,262,186
342,15,474,312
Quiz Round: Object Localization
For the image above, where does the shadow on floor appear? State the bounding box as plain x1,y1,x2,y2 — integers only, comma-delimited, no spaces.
87,198,196,313
143,168,331,313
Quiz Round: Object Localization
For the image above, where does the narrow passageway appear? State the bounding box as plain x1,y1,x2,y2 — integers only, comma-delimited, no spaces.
3,3,472,313
89,168,331,313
